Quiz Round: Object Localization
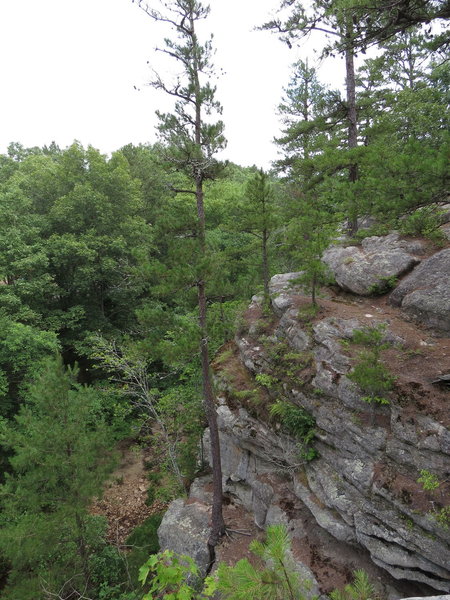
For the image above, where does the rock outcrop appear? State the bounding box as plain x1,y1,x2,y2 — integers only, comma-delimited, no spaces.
158,235,450,598
207,267,450,596
157,498,211,577
323,233,424,296
389,248,450,334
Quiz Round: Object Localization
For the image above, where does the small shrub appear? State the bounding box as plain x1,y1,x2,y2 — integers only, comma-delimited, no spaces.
349,357,394,405
330,569,377,600
349,325,395,405
399,206,445,243
349,223,392,244
139,550,201,600
417,469,440,491
297,303,320,321
255,372,279,389
368,275,397,295
122,514,165,593
270,400,318,460
89,546,127,594
432,506,450,529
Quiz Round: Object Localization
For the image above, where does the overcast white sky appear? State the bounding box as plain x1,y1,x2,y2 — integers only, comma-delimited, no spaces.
0,0,346,168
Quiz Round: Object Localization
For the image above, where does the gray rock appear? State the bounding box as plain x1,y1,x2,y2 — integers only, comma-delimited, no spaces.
323,233,423,295
157,498,211,577
440,222,450,240
400,596,450,600
269,272,304,315
276,308,311,352
390,248,450,333
269,272,304,295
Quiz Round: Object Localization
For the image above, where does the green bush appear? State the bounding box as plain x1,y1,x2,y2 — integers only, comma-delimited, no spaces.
126,513,164,584
349,356,394,405
348,325,395,405
89,545,129,598
367,275,397,295
417,469,441,491
255,372,279,389
270,400,318,460
399,206,445,244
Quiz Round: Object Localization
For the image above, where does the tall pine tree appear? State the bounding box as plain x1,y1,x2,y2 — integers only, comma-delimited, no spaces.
135,0,227,554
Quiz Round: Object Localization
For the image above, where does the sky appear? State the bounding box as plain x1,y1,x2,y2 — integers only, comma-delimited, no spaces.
0,0,347,168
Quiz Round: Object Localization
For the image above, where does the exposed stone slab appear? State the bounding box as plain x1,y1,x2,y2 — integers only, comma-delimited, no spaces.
157,498,211,577
389,248,450,334
323,233,423,295
269,272,304,315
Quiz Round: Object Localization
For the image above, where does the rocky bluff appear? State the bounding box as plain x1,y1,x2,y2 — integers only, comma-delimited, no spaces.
159,233,450,598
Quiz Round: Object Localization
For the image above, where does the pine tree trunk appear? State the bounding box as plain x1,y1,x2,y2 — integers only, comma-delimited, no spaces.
345,24,359,236
262,229,270,304
75,512,91,592
187,6,225,553
195,177,225,553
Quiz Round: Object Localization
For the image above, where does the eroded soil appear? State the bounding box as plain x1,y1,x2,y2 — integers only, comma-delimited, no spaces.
91,442,167,546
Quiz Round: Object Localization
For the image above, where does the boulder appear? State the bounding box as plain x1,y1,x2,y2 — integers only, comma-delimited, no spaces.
157,498,211,577
269,272,303,315
389,248,450,334
323,233,424,295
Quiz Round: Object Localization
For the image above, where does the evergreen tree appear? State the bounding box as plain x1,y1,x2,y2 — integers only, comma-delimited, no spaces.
263,0,361,233
332,0,450,52
275,59,342,178
284,196,337,306
234,169,278,302
135,0,227,552
354,33,449,223
0,355,115,599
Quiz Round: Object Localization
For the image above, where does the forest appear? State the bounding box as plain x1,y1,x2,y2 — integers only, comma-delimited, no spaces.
0,0,448,598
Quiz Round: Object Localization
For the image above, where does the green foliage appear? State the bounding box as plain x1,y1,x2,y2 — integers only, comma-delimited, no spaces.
399,206,446,245
431,506,450,529
0,143,154,347
330,569,376,600
417,469,441,491
232,168,279,299
89,545,130,599
0,317,59,418
270,400,318,461
89,335,203,489
138,525,312,600
367,275,398,296
0,355,116,599
283,199,338,305
348,325,395,405
125,513,164,585
215,524,312,600
255,372,279,389
270,400,315,438
139,549,205,600
297,303,321,321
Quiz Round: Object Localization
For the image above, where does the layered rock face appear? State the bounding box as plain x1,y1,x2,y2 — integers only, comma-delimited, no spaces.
159,235,450,597
209,247,450,595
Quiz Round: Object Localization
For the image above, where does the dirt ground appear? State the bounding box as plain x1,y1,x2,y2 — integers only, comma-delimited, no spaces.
90,442,167,546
